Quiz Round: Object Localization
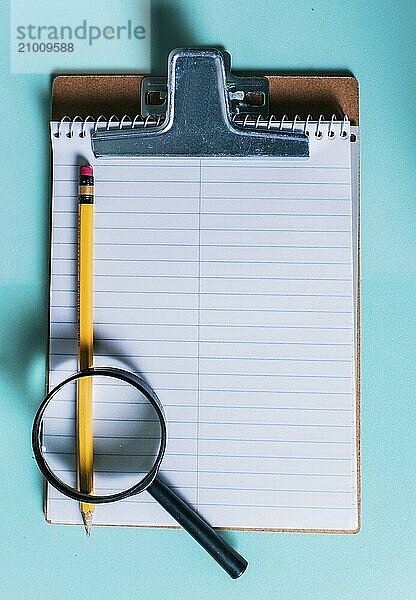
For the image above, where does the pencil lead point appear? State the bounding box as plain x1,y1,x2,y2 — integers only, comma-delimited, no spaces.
82,510,93,536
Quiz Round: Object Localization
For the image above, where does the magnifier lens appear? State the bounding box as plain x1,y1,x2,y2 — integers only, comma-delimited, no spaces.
40,373,163,498
34,368,248,578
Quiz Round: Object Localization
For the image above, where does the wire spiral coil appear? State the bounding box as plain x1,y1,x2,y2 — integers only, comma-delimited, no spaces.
53,114,351,139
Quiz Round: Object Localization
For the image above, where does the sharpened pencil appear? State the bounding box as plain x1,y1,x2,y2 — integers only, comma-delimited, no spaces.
77,164,95,534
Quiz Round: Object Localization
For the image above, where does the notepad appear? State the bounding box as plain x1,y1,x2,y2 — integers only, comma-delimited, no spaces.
45,117,359,531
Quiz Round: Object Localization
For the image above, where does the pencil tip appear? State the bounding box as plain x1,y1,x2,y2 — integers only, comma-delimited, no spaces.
82,510,94,536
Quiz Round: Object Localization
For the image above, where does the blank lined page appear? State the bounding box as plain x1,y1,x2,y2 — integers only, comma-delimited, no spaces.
45,120,359,531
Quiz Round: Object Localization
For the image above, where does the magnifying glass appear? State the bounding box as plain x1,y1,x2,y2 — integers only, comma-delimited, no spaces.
32,366,248,579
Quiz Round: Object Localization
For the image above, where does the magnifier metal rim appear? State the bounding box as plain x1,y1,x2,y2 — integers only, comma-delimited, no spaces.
32,367,167,504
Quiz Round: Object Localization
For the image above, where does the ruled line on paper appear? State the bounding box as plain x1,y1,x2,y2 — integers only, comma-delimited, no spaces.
196,158,202,509
46,121,358,530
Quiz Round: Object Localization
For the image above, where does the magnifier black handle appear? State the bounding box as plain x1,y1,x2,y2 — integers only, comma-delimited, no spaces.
148,477,248,579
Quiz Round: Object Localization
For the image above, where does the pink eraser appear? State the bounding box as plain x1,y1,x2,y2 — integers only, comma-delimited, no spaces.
80,165,93,176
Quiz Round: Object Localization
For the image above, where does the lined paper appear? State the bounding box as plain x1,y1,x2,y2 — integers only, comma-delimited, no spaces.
45,120,359,531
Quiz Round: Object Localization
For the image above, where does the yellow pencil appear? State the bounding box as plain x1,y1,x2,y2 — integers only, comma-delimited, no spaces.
77,164,95,535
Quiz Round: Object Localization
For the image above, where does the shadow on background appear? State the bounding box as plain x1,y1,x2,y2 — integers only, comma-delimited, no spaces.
151,0,199,73
0,84,52,417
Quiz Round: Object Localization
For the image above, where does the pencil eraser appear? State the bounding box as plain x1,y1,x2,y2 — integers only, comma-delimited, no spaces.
80,165,93,176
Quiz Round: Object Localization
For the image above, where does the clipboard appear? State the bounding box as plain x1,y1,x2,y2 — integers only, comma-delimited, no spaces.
45,48,360,533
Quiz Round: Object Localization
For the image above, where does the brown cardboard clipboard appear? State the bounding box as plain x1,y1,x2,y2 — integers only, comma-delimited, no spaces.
51,74,359,125
47,72,360,534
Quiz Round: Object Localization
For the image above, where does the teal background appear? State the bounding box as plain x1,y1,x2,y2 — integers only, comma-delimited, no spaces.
10,0,150,73
1,1,415,598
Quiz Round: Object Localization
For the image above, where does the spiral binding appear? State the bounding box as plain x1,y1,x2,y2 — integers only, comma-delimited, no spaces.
53,114,351,139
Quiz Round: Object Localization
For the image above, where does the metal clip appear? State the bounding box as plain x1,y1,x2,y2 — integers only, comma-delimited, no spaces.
92,48,309,158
